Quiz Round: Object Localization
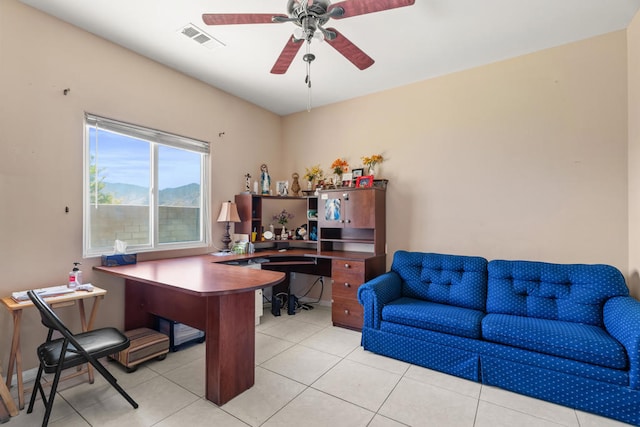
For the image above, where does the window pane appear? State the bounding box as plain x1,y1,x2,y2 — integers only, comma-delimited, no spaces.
158,145,201,244
84,113,210,257
88,127,151,250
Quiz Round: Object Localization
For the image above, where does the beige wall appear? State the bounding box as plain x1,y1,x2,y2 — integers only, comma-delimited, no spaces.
628,12,640,298
1,0,636,373
0,0,283,369
284,31,629,273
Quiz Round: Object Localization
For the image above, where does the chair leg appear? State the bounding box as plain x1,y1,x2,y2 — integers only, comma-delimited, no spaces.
39,362,65,427
26,365,44,414
87,358,138,409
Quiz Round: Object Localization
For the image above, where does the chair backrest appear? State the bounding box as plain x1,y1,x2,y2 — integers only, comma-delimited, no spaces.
27,290,75,338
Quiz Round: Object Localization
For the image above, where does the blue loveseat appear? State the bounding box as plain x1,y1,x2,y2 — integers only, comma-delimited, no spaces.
357,251,640,425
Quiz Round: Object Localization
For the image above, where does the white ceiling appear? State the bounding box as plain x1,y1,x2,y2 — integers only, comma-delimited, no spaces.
20,0,640,116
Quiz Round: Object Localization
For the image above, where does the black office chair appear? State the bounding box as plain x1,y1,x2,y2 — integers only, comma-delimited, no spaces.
26,290,138,426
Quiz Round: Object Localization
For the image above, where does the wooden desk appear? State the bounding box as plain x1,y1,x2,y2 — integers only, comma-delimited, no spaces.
211,248,386,330
1,287,107,410
94,255,285,406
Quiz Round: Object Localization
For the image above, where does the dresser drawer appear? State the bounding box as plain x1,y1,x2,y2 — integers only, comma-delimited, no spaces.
332,280,359,299
331,260,365,283
331,297,363,330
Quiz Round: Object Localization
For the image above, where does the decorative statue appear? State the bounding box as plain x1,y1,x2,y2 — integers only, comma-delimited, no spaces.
291,172,301,197
244,173,251,193
260,164,271,195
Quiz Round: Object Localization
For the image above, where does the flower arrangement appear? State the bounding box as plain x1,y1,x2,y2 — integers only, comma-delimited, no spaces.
303,164,323,182
330,158,349,176
361,154,383,169
273,209,294,226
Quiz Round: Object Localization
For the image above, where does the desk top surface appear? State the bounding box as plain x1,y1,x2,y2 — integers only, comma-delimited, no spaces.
94,254,286,297
1,287,107,311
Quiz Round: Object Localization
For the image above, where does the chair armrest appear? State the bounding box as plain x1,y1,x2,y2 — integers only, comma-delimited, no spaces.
357,272,402,329
604,296,640,389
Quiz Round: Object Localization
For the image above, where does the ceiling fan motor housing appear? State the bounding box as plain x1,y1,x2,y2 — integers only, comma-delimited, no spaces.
287,0,332,27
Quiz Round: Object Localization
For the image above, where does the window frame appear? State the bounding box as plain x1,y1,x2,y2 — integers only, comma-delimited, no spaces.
83,113,211,257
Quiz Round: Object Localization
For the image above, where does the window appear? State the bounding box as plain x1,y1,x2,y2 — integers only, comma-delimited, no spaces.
84,113,210,257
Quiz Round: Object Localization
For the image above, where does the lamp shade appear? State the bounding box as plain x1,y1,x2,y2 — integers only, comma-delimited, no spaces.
217,201,241,223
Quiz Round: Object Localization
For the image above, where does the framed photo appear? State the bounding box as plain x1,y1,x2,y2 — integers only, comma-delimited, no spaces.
276,180,288,196
355,175,374,188
341,172,353,188
351,168,364,178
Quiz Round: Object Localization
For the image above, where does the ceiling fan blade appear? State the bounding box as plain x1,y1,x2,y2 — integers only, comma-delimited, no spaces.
270,37,305,74
202,13,287,25
324,28,374,70
328,0,415,19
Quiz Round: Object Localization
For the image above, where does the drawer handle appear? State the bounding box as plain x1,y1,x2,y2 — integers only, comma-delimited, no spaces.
344,263,351,269
344,283,351,288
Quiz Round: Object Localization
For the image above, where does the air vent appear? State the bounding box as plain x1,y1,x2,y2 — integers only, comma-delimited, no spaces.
178,24,225,50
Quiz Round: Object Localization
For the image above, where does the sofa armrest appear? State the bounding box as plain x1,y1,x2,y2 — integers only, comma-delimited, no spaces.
357,272,402,329
604,296,640,389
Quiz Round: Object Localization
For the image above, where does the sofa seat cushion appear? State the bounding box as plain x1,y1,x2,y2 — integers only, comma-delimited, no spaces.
382,297,484,339
482,314,627,369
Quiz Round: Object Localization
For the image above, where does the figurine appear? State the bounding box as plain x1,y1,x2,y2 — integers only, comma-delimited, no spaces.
296,224,307,240
291,172,301,197
244,173,251,193
260,164,271,195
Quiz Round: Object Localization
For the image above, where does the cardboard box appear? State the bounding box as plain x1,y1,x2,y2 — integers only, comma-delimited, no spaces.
101,254,137,266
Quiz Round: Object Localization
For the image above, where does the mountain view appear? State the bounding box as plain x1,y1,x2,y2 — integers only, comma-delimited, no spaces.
103,182,200,207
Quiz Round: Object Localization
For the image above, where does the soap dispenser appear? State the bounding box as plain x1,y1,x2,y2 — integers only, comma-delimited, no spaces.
68,262,82,289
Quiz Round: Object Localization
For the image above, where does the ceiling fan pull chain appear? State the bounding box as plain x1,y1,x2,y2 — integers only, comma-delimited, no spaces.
305,40,313,111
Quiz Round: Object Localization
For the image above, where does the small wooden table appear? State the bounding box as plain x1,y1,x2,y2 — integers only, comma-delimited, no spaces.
1,286,107,410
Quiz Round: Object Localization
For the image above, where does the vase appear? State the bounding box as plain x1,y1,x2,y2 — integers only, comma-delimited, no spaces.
280,226,287,240
368,164,376,176
335,174,343,187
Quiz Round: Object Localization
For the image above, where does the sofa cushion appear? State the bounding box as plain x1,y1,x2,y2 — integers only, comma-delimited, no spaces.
482,313,627,369
391,251,488,311
487,260,628,326
382,297,484,339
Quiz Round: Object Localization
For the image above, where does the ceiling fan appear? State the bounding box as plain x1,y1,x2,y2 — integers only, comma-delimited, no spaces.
202,0,416,75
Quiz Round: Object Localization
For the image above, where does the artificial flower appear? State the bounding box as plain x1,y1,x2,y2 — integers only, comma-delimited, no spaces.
330,158,349,175
272,209,294,225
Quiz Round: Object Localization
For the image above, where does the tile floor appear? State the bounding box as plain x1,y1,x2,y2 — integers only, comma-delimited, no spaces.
7,306,633,426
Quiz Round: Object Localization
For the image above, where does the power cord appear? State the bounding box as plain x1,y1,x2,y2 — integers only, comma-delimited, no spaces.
295,276,324,310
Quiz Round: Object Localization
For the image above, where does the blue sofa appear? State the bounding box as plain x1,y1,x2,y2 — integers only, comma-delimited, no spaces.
358,251,640,425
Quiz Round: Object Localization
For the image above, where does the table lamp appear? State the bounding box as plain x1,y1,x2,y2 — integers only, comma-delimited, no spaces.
217,200,241,252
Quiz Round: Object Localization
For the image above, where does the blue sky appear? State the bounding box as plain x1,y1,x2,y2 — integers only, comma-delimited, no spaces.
89,128,200,189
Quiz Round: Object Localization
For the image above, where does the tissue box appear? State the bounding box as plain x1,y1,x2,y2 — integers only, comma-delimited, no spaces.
101,254,137,266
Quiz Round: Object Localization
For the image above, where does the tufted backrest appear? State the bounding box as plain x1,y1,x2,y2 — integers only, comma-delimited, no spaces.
391,251,488,311
487,260,628,326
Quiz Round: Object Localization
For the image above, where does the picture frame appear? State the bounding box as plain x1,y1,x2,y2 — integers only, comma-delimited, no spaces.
355,175,374,188
341,172,353,188
351,168,364,178
276,180,288,196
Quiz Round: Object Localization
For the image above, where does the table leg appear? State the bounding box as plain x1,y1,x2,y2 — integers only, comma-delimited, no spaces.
5,310,23,409
76,296,104,384
0,365,18,417
205,291,255,405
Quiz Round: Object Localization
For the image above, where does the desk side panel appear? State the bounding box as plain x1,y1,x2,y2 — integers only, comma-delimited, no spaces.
124,279,207,331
